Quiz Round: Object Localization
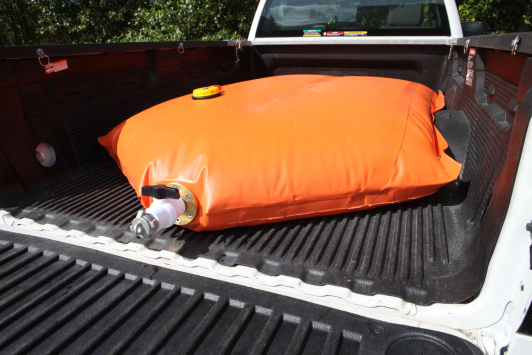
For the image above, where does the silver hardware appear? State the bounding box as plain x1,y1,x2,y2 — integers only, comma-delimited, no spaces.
176,218,181,224
178,43,185,54
36,151,45,162
35,142,56,167
36,48,50,67
235,39,242,63
187,211,194,218
464,39,470,54
511,35,521,56
130,210,159,238
448,45,453,60
186,194,193,202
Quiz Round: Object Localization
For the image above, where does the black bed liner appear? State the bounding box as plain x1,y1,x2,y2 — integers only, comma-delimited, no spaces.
5,154,478,306
0,230,482,355
4,55,523,306
2,37,531,307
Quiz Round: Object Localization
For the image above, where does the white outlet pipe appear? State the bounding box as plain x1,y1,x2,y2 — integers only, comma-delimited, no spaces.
146,198,186,233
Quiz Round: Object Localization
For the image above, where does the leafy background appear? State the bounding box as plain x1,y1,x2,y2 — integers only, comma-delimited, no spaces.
1,0,531,46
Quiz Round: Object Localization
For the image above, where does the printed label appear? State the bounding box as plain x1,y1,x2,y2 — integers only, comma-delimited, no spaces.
44,59,68,74
344,31,367,36
465,68,474,87
323,31,344,36
465,47,476,87
303,29,322,37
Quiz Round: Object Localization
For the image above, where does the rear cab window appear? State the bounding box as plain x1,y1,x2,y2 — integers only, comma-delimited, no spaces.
256,0,451,37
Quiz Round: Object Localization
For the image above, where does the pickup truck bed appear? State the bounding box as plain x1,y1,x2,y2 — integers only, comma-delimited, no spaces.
1,35,531,306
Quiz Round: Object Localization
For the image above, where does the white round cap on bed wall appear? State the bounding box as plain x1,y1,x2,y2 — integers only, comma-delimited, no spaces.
36,142,56,167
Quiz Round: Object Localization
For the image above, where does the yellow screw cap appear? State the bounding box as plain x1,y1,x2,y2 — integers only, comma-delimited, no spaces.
192,85,222,100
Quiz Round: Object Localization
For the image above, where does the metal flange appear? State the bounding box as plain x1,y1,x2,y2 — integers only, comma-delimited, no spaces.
166,183,197,225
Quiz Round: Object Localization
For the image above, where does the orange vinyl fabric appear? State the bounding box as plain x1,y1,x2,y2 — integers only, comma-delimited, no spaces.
99,75,461,231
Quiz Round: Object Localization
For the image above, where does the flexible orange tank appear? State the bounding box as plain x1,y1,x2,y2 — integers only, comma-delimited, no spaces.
99,75,461,232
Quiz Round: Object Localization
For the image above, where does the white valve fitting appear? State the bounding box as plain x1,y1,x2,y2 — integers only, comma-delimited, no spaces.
131,197,186,238
146,197,186,233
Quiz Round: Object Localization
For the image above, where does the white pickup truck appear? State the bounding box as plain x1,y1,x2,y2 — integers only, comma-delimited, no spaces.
0,0,531,354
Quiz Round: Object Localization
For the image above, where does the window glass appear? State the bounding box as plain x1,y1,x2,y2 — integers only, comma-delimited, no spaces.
256,0,451,37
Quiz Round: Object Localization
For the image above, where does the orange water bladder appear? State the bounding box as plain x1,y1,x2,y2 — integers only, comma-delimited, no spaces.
99,75,461,232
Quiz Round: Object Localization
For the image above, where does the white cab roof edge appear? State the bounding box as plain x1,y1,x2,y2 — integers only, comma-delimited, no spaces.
445,0,464,38
248,0,267,42
251,36,457,45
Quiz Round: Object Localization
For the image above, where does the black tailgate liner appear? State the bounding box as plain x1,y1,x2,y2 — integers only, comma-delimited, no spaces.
0,230,481,355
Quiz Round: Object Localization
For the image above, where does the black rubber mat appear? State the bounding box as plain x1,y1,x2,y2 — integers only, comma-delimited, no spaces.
9,159,462,306
0,230,482,355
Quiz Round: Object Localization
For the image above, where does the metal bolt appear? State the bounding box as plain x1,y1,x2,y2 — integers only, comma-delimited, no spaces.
176,218,181,224
373,325,384,334
187,211,194,218
36,151,45,162
186,195,193,202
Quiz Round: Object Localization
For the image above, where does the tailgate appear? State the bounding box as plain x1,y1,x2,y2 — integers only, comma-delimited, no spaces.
0,230,481,354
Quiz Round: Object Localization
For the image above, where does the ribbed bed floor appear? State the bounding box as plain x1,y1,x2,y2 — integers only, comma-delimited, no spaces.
8,160,464,305
0,231,482,355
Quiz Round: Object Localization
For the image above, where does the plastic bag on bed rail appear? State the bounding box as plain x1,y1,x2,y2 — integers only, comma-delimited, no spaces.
99,75,461,232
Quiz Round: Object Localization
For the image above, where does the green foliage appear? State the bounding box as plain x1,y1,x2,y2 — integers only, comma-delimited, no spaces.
1,0,145,45
457,0,532,34
353,5,391,28
0,0,531,46
0,0,40,45
116,0,258,42
0,0,258,45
